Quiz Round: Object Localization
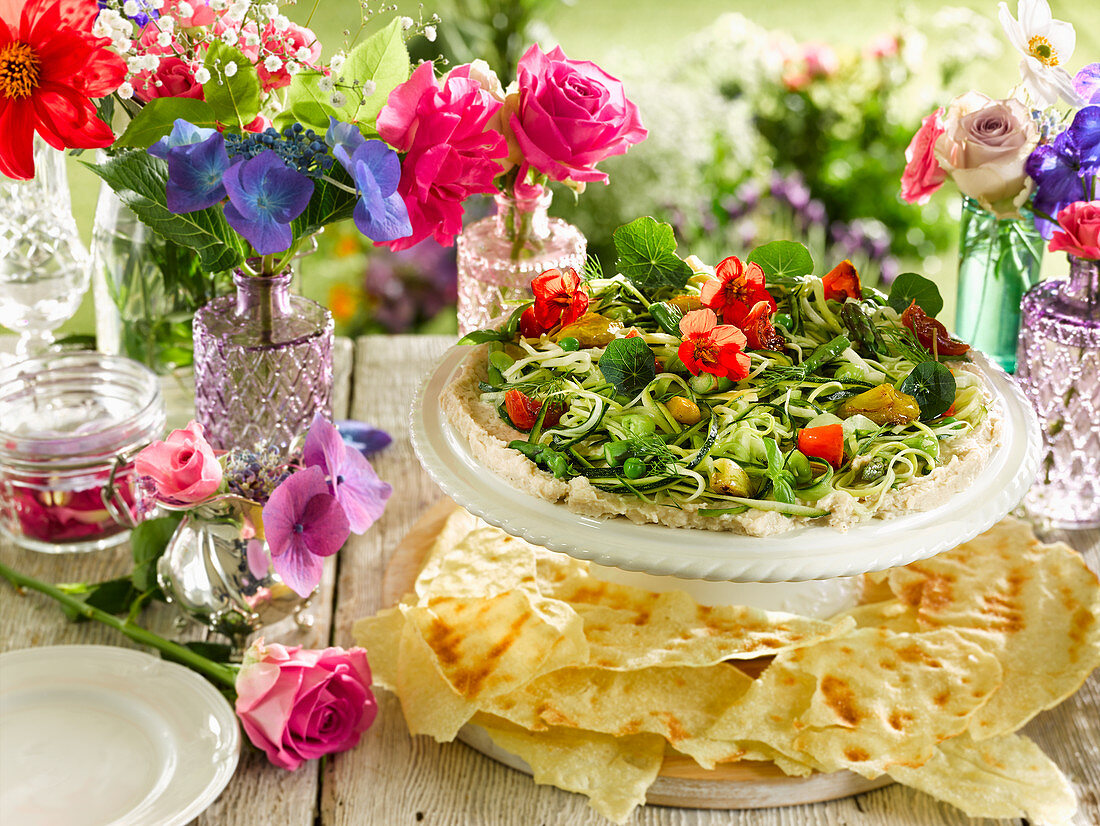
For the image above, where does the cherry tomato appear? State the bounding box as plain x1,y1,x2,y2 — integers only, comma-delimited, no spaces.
901,301,969,356
518,306,543,338
797,424,845,468
504,389,563,432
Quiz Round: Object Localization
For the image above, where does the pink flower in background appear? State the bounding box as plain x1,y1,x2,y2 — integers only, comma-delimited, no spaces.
256,21,322,91
134,421,222,504
901,109,947,205
509,44,646,184
235,639,377,771
1049,200,1100,260
262,465,350,597
866,33,900,60
800,41,839,77
377,62,508,249
133,57,203,103
159,0,214,28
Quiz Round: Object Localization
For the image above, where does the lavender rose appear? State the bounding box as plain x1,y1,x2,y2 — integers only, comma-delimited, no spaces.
235,640,377,771
934,91,1039,218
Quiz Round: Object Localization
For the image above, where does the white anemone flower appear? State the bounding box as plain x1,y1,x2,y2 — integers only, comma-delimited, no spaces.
998,0,1078,106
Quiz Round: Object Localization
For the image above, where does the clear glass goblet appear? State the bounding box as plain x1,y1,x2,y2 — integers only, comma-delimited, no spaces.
0,138,90,360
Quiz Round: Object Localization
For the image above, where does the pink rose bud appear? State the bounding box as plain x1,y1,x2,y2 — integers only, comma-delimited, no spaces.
134,420,222,504
901,108,947,205
1049,200,1100,261
234,640,377,771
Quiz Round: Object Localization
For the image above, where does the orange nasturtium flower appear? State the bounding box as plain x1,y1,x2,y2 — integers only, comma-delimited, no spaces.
531,266,590,332
700,255,776,327
677,309,751,380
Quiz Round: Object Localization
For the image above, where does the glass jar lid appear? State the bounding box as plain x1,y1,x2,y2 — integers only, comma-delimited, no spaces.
0,353,165,471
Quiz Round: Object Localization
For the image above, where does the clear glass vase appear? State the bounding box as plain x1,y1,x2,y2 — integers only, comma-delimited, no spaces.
157,497,313,646
955,197,1043,373
1015,255,1100,529
456,187,586,333
0,138,89,358
192,269,334,452
91,181,230,375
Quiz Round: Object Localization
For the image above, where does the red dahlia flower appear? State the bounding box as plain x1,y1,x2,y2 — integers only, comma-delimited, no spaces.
677,309,751,381
0,0,125,180
531,267,590,331
700,256,777,327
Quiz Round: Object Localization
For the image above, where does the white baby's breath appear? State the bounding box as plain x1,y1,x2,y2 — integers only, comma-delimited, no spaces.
295,46,313,62
424,25,436,42
286,60,301,75
318,75,336,93
329,52,346,72
178,1,194,17
221,29,238,45
330,91,347,107
224,61,238,77
122,0,140,16
264,55,284,72
117,82,135,100
400,16,413,30
157,30,172,47
194,66,211,84
361,79,376,97
272,14,290,32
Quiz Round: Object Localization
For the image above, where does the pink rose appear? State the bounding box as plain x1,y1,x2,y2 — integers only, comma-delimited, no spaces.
901,108,947,205
234,640,377,771
133,57,204,103
800,42,839,78
934,91,1039,218
508,44,646,184
159,0,215,29
378,62,508,250
134,420,222,504
1049,200,1100,260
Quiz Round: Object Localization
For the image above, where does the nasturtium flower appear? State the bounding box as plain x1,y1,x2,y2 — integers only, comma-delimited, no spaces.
165,131,233,213
677,309,751,380
1026,105,1100,237
222,150,313,254
998,0,1077,107
262,465,350,598
531,267,589,331
700,256,776,327
740,300,785,352
302,414,392,534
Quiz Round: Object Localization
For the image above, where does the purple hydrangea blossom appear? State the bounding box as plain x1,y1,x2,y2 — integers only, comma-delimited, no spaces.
1026,105,1100,237
262,465,350,597
336,420,392,456
302,414,392,534
149,119,216,160
1075,64,1100,106
222,150,314,254
165,131,233,214
346,141,412,242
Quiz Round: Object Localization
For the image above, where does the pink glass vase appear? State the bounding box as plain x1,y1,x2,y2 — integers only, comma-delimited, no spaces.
193,269,333,452
1015,254,1100,528
456,187,586,333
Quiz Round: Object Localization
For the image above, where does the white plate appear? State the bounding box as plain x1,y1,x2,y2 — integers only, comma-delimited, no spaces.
0,645,240,826
411,346,1042,583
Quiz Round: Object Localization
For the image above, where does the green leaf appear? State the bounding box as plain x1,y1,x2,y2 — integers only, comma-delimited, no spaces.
899,361,956,420
599,337,657,396
291,163,359,238
888,272,944,317
612,217,693,292
457,329,512,345
183,641,236,663
85,151,248,273
57,578,140,622
203,42,262,130
746,241,815,279
277,18,409,135
115,98,219,149
131,515,182,593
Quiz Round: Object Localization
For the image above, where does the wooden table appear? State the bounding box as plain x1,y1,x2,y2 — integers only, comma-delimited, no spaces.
2,334,1098,826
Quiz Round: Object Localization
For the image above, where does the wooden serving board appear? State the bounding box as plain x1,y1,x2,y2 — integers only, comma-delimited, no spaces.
382,498,893,810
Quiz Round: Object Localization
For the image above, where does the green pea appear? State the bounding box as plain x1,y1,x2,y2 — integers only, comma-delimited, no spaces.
786,450,813,485
773,313,793,329
603,440,633,467
558,337,580,352
488,350,514,371
622,457,647,479
619,413,656,437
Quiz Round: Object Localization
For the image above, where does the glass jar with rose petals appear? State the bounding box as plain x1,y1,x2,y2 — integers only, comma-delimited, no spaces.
0,353,165,553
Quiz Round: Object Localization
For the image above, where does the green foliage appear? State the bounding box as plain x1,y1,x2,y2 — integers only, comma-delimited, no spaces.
57,578,141,622
131,515,183,594
900,361,956,420
599,337,657,396
612,217,693,292
292,163,359,238
888,272,944,317
85,151,248,273
203,42,262,130
279,18,410,135
747,240,815,279
115,98,220,149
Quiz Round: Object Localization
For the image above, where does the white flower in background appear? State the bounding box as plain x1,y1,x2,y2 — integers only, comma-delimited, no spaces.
361,80,376,97
329,52,346,72
272,15,290,32
244,31,261,46
998,0,1077,106
264,55,283,72
286,61,301,75
221,29,238,45
122,0,139,15
330,91,347,107
424,25,436,42
117,82,134,100
159,16,174,31
260,3,278,16
224,61,238,77
400,16,413,30
157,30,172,47
194,66,211,84
318,75,335,93
150,0,165,8
178,1,194,17
295,46,312,62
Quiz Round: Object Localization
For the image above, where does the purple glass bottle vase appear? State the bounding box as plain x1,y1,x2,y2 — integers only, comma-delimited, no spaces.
1015,254,1100,529
193,269,333,452
456,187,586,334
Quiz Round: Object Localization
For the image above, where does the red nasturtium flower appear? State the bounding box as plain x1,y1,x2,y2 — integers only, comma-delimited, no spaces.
740,300,786,351
901,300,970,356
700,256,777,326
821,259,862,302
531,267,590,332
677,309,751,380
0,0,125,180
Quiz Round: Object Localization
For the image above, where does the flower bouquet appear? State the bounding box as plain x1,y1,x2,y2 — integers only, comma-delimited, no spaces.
899,0,1095,370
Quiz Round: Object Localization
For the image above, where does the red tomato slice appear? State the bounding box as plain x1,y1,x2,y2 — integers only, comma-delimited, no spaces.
797,424,845,468
504,389,562,432
822,260,862,302
901,301,969,356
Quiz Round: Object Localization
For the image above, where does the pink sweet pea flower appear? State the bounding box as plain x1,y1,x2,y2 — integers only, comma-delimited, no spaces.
1049,201,1100,260
509,45,646,185
134,421,222,504
262,466,350,597
901,109,947,205
377,62,508,250
235,639,377,771
677,309,751,381
302,415,392,534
